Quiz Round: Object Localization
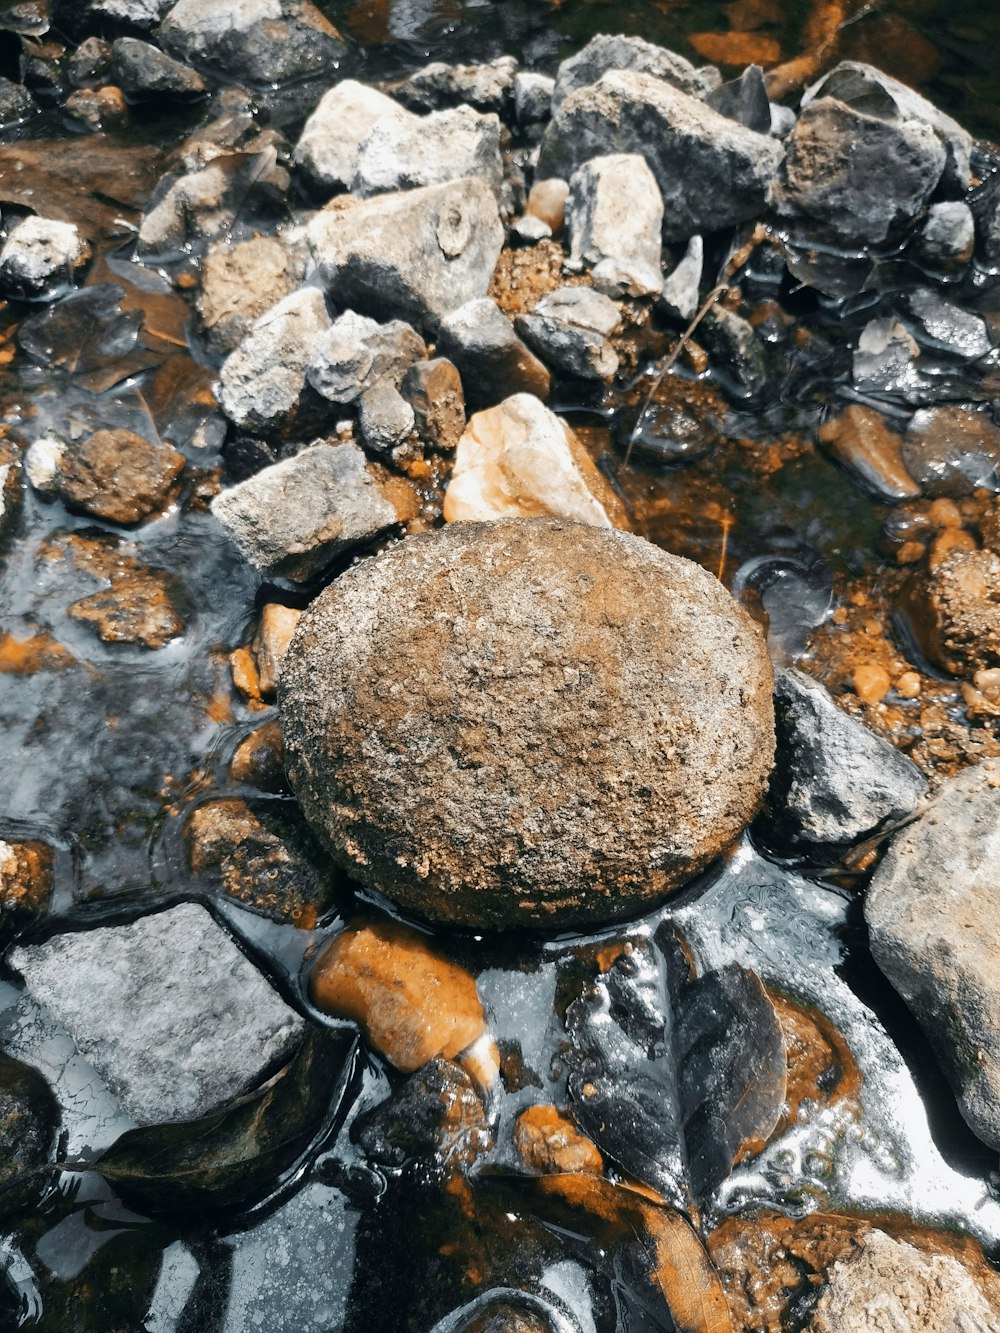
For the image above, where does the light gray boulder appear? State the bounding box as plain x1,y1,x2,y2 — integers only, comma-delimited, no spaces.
865,759,1000,1150
351,104,503,198
516,286,620,381
294,81,408,193
551,33,718,112
391,56,518,114
307,179,504,333
211,441,402,581
0,216,90,297
218,286,332,436
90,0,172,24
437,298,551,409
9,903,305,1126
158,0,346,85
538,70,783,242
566,154,663,297
307,310,426,405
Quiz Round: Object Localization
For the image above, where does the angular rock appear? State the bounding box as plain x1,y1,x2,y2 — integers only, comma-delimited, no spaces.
438,298,552,409
852,317,923,397
198,232,308,356
137,151,289,257
293,81,408,193
306,310,426,405
158,0,345,86
64,85,129,132
776,97,947,247
762,668,926,853
89,0,172,23
252,602,301,695
516,285,620,381
356,1059,491,1169
443,393,617,527
706,64,771,134
513,71,553,129
211,441,402,581
818,404,921,503
565,154,663,297
391,56,518,114
538,70,782,242
280,518,775,928
68,568,184,649
550,33,718,112
901,287,991,361
401,358,465,449
68,37,112,85
866,759,1000,1149
351,104,503,199
9,902,305,1126
110,36,207,98
217,286,332,437
701,306,767,396
307,179,504,333
915,200,975,272
357,380,415,455
55,428,185,525
0,216,89,297
902,406,1000,497
660,235,703,322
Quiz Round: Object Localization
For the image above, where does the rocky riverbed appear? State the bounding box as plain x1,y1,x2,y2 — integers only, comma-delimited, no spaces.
2,0,1000,1329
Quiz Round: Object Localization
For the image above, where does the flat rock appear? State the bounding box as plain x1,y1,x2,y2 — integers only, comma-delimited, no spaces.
902,406,1000,497
538,70,782,242
211,441,403,581
865,759,1000,1149
902,286,991,361
55,428,185,525
158,0,345,86
280,518,775,929
198,232,307,355
565,153,663,297
762,668,927,853
551,33,718,112
9,902,305,1126
516,286,620,381
437,297,551,409
307,179,504,333
0,216,89,297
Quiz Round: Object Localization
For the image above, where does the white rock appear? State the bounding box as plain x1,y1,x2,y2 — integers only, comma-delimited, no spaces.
307,309,426,404
566,153,663,297
294,81,409,192
660,235,703,322
24,434,65,498
0,217,89,296
443,393,613,526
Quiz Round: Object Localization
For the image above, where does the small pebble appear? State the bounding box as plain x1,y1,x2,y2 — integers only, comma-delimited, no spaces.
896,540,926,565
526,177,569,234
974,668,1000,693
229,646,261,701
928,497,963,529
853,663,891,705
894,671,922,699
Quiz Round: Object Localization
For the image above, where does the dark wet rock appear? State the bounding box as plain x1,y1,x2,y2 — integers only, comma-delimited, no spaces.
280,518,775,929
775,97,947,247
401,358,465,450
391,57,518,114
357,380,415,456
818,404,921,503
908,548,1000,676
619,375,723,466
516,286,620,382
538,70,782,243
0,1052,58,1213
158,0,346,86
901,287,991,362
198,232,308,356
64,84,129,131
902,406,1000,497
307,310,426,405
55,428,185,525
659,235,704,323
230,719,287,793
9,902,305,1126
211,441,404,582
69,566,184,648
550,33,719,112
866,758,1000,1150
0,216,89,297
217,286,332,437
706,64,771,134
914,200,976,273
513,71,553,130
307,179,504,334
801,61,973,196
110,36,207,98
565,154,662,298
68,36,111,85
356,1059,492,1170
761,668,927,854
0,77,37,126
700,305,767,396
852,317,924,397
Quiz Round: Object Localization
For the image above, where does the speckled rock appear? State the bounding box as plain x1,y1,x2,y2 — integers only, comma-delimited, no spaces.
866,759,1000,1150
55,428,185,525
280,518,775,928
911,548,1000,675
0,216,90,297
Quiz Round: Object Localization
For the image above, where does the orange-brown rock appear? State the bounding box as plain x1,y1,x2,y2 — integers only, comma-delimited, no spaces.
513,1104,603,1175
229,719,287,793
818,405,921,503
55,428,185,526
907,549,1000,676
0,840,52,918
68,568,184,649
253,603,302,697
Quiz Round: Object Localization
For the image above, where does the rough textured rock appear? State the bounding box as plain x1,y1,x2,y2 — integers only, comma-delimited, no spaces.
437,297,551,409
550,33,718,112
808,1229,1000,1333
217,286,332,436
0,78,37,127
513,71,553,129
866,758,1000,1148
68,567,184,648
539,70,782,243
442,394,617,527
776,97,948,246
294,81,406,193
852,316,922,397
910,548,1000,675
253,602,302,695
198,233,307,355
0,216,90,297
514,1105,603,1176
350,105,503,199
401,358,465,449
915,200,975,272
55,428,185,525
357,380,415,455
307,179,504,333
211,441,403,582
89,0,171,23
280,518,775,928
307,310,426,405
65,85,129,132
902,406,1000,497
356,1059,492,1169
136,151,289,256
660,234,703,322
762,668,927,852
158,0,345,86
9,902,305,1126
516,286,620,381
565,154,663,297
110,36,206,98
391,57,518,114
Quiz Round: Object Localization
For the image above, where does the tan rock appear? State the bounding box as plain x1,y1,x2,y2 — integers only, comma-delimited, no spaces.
198,234,306,355
514,1105,603,1175
56,428,185,526
253,604,302,697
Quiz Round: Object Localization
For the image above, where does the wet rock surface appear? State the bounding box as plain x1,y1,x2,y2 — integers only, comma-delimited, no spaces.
437,297,551,409
52,427,185,525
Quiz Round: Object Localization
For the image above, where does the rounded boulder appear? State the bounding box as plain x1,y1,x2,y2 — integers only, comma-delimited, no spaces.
280,518,775,929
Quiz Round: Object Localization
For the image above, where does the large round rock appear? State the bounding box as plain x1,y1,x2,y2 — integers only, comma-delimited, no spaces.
280,518,775,928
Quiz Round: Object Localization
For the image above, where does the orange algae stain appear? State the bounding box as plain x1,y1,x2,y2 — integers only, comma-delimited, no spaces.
689,30,782,65
0,630,76,673
513,1104,604,1176
204,692,234,724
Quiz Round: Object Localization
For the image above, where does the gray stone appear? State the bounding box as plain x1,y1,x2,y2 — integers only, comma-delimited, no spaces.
551,33,718,112
659,234,703,322
538,70,783,243
158,0,346,86
217,286,333,437
350,104,503,199
517,286,620,381
279,517,775,929
198,231,308,355
90,0,171,24
764,668,927,853
357,380,415,454
706,64,771,134
8,902,305,1126
400,358,465,449
437,298,551,408
769,103,796,138
137,151,290,257
865,759,1000,1149
294,81,409,193
902,406,1000,496
565,153,662,298
513,71,553,129
512,214,552,243
211,441,401,581
110,36,206,98
307,310,426,405
307,179,504,333
0,216,90,297
0,78,36,126
914,200,975,272
902,287,991,361
701,306,767,396
391,57,518,114
776,97,947,247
